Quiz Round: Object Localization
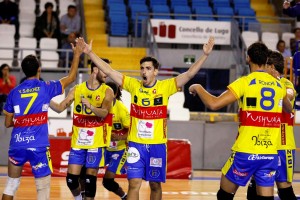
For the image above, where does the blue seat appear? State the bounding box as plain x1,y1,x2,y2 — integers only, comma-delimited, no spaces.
237,8,256,16
232,0,251,7
191,0,210,11
152,5,171,19
107,3,126,15
212,0,230,7
215,7,234,21
129,4,149,20
128,0,146,5
194,7,215,21
149,0,167,6
173,5,192,20
106,0,124,6
170,0,188,10
109,16,128,36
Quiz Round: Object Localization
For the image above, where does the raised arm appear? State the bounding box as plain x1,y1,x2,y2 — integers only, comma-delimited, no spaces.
81,40,123,86
81,87,114,118
59,37,84,90
50,86,75,113
283,95,293,113
189,84,237,110
176,37,214,88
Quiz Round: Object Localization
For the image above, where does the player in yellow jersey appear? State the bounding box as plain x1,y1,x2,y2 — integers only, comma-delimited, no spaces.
50,62,114,200
78,37,214,200
247,51,297,200
103,81,130,200
189,42,293,200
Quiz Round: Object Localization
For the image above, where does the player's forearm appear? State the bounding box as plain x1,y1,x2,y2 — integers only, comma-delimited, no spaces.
49,101,65,113
90,105,109,118
193,84,220,110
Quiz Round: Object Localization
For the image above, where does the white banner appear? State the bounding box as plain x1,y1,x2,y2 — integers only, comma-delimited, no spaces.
150,19,231,45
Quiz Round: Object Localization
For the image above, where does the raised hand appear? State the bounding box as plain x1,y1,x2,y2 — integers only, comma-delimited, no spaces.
283,1,291,9
203,37,215,56
72,37,85,56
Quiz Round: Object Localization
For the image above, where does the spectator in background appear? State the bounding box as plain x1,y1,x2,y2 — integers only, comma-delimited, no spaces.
277,39,292,58
0,63,16,114
289,27,300,56
0,63,16,95
60,32,83,68
34,2,61,47
283,0,300,17
60,5,81,44
0,0,19,39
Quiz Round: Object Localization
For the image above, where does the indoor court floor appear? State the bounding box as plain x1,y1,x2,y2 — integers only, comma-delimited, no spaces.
1,168,300,199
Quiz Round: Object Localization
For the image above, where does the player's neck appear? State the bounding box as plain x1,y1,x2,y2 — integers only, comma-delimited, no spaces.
87,78,100,90
250,64,265,73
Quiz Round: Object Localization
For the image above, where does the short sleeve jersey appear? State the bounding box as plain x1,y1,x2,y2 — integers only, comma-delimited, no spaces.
228,71,286,154
278,77,296,150
72,82,112,149
107,99,130,151
4,79,63,149
122,75,179,144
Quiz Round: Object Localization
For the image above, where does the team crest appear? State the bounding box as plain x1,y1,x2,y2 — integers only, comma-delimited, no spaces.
153,89,156,94
96,95,100,101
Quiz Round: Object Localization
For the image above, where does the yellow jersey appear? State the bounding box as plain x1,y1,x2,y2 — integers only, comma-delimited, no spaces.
71,82,112,149
228,71,286,154
107,99,130,151
122,75,179,144
278,77,296,150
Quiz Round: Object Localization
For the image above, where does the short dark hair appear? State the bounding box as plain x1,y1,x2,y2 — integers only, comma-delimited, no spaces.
247,42,269,66
267,50,284,74
45,2,54,10
21,55,40,78
90,58,111,72
294,27,300,33
140,56,160,69
0,63,9,78
276,39,285,49
106,81,121,100
68,5,76,10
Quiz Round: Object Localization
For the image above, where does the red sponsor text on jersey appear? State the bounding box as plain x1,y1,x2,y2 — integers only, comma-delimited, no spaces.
73,113,113,128
239,110,281,127
281,111,294,126
130,104,167,119
14,112,48,127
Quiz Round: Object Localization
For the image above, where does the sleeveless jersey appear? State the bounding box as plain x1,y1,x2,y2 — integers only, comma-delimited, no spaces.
122,75,178,144
278,77,296,150
4,79,63,149
72,82,112,149
107,99,130,151
228,71,286,154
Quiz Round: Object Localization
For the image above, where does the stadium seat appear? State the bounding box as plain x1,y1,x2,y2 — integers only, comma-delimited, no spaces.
215,7,234,21
241,31,259,48
19,24,35,37
0,36,14,66
212,0,230,7
128,0,146,5
282,32,295,48
173,5,192,20
19,0,36,14
170,0,188,10
149,0,167,7
151,5,171,19
18,37,37,61
109,17,129,36
39,38,59,68
0,24,15,37
261,32,279,51
194,7,215,21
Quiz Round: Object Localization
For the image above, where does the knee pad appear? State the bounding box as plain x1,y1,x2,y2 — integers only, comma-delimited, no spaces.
66,173,80,191
256,196,274,200
35,175,51,200
3,177,20,196
102,178,119,192
217,188,234,200
85,174,97,198
247,179,257,200
80,166,86,180
278,186,297,200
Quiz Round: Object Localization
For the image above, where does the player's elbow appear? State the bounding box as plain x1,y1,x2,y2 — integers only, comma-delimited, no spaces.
5,122,13,128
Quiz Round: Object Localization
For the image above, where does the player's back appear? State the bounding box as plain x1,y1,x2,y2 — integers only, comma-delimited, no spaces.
4,79,63,149
229,71,286,154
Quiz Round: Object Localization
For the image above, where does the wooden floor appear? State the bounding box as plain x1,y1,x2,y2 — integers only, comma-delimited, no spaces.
1,169,300,199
